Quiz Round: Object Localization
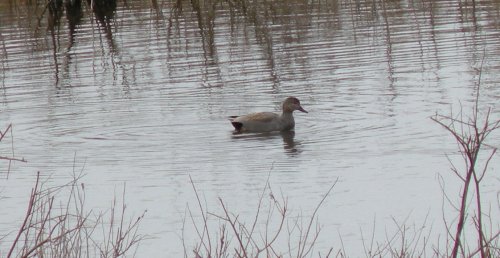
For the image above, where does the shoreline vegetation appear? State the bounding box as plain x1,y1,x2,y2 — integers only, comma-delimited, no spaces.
0,159,146,257
0,0,498,257
1,92,499,257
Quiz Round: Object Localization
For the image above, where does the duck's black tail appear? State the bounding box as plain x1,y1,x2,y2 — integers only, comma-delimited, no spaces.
228,116,243,131
231,121,243,131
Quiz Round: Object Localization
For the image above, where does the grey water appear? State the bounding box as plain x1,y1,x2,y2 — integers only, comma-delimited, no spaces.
1,0,499,256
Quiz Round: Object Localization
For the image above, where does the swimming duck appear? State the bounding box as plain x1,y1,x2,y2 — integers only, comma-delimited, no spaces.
229,97,308,133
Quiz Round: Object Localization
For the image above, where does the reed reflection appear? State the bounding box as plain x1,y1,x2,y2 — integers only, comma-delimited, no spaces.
88,0,117,43
2,0,499,90
47,0,63,85
66,0,83,46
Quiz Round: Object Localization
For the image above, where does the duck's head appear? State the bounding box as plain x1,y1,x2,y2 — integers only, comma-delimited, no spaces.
283,97,308,113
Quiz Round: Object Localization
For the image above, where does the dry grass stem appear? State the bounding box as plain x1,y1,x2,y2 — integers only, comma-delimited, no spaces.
0,124,27,177
185,175,338,257
4,170,145,258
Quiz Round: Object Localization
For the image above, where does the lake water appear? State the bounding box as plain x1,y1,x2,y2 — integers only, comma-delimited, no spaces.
1,0,499,256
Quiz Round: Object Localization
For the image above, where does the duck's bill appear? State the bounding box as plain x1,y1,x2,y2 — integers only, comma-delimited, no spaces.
298,106,308,113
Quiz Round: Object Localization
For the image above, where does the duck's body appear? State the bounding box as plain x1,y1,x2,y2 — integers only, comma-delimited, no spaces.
229,97,307,133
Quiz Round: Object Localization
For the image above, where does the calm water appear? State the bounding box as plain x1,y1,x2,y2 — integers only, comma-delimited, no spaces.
1,0,499,256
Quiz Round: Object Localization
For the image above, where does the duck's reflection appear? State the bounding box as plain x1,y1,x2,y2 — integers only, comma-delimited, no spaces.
280,131,298,153
231,130,300,155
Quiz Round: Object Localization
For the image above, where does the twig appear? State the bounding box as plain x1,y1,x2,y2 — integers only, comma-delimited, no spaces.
7,172,41,258
218,198,249,258
189,175,212,255
297,178,338,257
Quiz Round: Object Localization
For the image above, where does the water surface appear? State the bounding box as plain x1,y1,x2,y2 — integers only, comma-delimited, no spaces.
1,0,499,256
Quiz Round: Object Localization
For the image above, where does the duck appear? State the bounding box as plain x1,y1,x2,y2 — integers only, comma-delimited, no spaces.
229,97,308,133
